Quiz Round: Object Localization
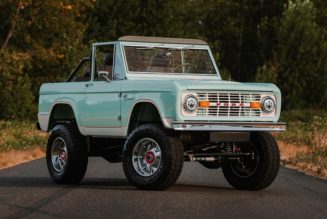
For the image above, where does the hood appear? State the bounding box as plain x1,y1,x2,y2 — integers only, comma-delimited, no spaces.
125,74,280,94
172,79,279,93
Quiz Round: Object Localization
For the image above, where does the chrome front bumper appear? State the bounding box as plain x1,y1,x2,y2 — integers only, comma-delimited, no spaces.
172,121,286,132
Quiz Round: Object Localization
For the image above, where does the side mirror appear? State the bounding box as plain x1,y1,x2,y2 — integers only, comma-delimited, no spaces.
98,71,111,82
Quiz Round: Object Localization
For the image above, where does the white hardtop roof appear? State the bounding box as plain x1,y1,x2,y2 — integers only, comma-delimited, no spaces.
118,36,208,45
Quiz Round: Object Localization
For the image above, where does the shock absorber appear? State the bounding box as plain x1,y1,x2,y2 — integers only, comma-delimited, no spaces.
189,156,217,161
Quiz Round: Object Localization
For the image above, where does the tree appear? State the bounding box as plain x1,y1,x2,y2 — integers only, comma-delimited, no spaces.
196,0,288,82
84,0,198,42
0,0,93,119
256,0,327,109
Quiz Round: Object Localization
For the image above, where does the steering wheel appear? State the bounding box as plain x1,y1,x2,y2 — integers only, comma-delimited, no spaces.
173,63,197,73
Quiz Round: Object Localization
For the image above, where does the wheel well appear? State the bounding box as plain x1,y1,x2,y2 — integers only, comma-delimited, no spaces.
128,102,163,134
48,104,76,130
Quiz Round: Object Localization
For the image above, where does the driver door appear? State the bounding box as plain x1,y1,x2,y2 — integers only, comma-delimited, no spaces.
79,43,123,136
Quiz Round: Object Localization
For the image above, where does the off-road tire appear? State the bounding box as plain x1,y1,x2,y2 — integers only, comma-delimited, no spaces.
46,122,88,184
222,132,280,190
123,124,184,190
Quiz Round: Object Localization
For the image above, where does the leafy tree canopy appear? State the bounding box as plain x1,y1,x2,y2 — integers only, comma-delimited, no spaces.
0,0,326,118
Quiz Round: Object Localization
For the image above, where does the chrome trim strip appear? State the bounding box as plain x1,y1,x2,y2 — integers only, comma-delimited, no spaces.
172,122,286,132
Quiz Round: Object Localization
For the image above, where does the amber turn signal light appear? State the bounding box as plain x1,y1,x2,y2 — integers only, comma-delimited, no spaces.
199,100,210,108
250,101,261,109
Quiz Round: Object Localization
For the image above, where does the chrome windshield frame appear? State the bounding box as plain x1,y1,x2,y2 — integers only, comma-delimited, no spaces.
119,41,221,79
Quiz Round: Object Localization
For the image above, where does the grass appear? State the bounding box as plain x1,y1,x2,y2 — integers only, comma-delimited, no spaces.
276,109,327,177
0,120,48,152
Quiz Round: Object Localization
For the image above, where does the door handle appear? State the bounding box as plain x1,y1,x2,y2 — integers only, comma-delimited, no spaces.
85,83,93,87
123,94,134,100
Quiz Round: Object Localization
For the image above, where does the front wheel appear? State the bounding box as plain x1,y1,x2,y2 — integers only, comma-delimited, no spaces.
222,132,280,190
123,124,184,190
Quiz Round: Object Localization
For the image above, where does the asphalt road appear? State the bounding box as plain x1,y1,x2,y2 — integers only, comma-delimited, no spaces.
0,158,326,219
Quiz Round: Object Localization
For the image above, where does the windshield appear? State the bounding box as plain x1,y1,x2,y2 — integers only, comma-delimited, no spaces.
124,46,216,74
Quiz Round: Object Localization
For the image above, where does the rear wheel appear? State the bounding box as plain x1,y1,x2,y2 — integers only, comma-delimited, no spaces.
46,123,88,184
123,124,184,190
222,132,280,190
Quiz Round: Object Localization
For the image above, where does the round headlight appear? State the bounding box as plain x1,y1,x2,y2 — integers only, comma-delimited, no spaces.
261,97,275,113
184,95,198,112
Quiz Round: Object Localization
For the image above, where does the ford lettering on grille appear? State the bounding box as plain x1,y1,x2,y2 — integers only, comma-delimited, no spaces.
197,92,261,117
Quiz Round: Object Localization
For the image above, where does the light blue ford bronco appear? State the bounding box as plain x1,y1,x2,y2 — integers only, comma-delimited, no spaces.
37,36,286,190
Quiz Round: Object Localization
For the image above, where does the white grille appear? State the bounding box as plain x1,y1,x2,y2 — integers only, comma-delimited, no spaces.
196,92,261,117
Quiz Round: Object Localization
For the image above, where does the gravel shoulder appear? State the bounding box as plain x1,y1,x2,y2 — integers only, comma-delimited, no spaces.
0,148,45,170
278,141,327,179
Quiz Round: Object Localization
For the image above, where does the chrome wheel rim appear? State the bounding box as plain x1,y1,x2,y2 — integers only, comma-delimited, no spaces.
51,137,68,173
132,138,162,177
